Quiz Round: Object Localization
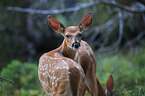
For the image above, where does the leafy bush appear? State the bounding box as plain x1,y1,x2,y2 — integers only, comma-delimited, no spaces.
1,48,145,96
131,48,145,67
96,48,145,96
0,60,42,96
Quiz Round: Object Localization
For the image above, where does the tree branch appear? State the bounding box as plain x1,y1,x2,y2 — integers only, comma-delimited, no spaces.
112,9,123,48
120,30,145,52
0,76,15,84
7,0,145,14
99,1,145,13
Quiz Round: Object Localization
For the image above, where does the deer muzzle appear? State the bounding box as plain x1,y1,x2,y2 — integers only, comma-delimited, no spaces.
72,42,80,49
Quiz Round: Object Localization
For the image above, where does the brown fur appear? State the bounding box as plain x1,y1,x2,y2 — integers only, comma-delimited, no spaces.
38,12,107,96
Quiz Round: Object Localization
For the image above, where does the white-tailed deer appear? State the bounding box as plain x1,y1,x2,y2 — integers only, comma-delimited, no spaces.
38,12,101,96
105,75,114,96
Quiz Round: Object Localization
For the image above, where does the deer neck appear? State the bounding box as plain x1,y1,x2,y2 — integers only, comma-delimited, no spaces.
60,40,78,60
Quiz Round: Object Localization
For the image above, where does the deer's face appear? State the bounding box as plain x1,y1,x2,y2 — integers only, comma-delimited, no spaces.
105,90,114,96
64,26,82,50
48,11,92,50
105,75,114,96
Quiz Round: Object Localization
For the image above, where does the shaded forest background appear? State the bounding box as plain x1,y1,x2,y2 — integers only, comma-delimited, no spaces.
0,0,145,96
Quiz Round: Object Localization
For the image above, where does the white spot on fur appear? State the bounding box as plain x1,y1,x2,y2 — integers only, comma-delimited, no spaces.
53,92,56,95
52,82,54,85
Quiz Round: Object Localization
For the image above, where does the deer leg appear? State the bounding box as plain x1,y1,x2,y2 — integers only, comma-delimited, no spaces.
46,93,48,96
86,70,98,96
97,78,106,96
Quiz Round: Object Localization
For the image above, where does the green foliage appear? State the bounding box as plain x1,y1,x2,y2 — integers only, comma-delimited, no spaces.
131,48,145,67
1,48,145,96
0,60,42,96
96,48,145,96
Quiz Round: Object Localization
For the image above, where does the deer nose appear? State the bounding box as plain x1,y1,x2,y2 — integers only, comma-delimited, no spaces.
72,42,80,49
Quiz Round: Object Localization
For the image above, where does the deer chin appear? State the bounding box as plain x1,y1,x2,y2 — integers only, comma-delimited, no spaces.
72,46,80,50
68,45,79,51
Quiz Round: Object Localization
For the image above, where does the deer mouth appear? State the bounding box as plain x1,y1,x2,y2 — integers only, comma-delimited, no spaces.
72,42,80,50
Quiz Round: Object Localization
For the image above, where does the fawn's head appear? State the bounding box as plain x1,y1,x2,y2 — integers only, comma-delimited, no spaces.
105,75,114,96
48,12,92,50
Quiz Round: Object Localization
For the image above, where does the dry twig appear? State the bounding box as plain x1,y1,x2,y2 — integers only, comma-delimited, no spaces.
7,1,145,14
0,76,15,84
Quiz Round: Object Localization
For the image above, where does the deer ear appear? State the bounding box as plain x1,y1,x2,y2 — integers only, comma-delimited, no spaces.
48,16,65,34
78,11,92,31
107,75,114,92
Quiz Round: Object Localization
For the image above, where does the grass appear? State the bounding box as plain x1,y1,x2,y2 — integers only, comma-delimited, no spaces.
1,48,145,96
